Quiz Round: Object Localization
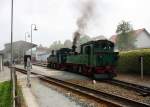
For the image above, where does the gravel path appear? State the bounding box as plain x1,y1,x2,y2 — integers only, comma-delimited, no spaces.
115,73,150,87
67,80,150,105
15,65,150,105
30,78,82,107
16,65,89,80
16,71,105,107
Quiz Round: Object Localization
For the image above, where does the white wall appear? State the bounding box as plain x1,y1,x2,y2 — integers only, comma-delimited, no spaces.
135,31,150,48
36,53,50,62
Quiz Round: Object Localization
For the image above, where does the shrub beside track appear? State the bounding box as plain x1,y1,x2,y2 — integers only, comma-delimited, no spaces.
117,48,150,74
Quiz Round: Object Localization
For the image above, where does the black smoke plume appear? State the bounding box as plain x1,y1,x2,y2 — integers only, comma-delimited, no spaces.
72,0,96,50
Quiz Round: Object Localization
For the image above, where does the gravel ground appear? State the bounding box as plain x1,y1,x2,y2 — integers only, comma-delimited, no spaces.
115,73,150,87
40,79,108,107
30,78,100,107
16,72,108,107
15,65,150,105
66,80,150,105
32,65,150,88
16,72,83,107
16,65,150,87
16,65,89,80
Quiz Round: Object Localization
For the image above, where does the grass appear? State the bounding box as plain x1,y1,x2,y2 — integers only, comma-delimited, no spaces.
0,81,12,107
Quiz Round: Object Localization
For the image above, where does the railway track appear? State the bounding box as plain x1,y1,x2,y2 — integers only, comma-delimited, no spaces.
33,63,150,97
32,63,47,67
103,79,150,97
15,67,150,107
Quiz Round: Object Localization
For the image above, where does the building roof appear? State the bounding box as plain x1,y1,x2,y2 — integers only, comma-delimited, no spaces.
109,28,150,43
2,40,37,53
5,40,37,48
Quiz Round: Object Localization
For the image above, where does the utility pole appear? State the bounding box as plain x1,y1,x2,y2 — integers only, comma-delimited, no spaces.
140,56,144,80
11,0,16,107
11,0,13,69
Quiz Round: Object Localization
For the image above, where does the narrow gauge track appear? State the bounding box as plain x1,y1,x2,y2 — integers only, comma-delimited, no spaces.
32,63,47,67
15,67,149,107
33,63,150,97
103,79,150,97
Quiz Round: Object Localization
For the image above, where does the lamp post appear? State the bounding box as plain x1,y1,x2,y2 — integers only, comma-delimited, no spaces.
30,24,37,62
11,0,13,66
10,0,16,107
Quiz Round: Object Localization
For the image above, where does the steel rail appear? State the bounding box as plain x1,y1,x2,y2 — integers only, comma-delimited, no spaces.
32,63,150,97
104,79,150,96
15,67,150,107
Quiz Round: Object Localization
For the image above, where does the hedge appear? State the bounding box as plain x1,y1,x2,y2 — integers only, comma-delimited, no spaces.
116,49,150,74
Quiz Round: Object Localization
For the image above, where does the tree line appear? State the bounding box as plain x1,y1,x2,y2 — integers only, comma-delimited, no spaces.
49,35,91,50
49,20,136,51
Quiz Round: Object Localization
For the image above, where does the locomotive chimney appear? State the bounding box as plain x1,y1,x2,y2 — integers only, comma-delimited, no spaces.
52,50,54,55
72,0,96,52
72,31,80,52
72,45,77,52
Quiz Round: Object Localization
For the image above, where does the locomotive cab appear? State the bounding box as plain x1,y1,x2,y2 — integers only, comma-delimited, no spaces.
94,40,118,79
80,40,118,79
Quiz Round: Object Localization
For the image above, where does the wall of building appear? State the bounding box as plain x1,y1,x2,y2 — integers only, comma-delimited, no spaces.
36,53,50,62
135,31,150,48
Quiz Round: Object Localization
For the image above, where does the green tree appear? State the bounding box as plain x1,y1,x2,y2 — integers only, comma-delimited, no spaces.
116,20,136,51
78,35,90,45
64,40,72,48
49,41,64,50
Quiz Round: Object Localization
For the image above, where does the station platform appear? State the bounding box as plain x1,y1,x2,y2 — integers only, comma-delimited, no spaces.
0,67,10,83
18,76,39,107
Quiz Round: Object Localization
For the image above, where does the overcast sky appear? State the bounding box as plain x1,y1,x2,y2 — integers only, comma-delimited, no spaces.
0,0,150,49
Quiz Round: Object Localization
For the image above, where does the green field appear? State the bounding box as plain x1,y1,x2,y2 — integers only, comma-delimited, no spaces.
0,81,12,107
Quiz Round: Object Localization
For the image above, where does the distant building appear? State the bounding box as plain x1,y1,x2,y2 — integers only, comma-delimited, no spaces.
1,40,37,62
35,47,50,62
109,28,150,49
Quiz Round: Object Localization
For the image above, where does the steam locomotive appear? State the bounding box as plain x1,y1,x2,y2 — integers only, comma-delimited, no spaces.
47,39,118,79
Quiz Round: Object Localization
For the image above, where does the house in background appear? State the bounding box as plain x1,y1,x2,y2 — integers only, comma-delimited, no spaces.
35,47,50,62
109,28,150,49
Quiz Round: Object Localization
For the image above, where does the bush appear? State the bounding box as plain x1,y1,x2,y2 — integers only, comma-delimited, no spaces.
116,49,150,74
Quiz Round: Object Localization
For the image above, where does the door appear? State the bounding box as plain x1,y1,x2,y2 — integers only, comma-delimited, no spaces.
85,46,91,65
